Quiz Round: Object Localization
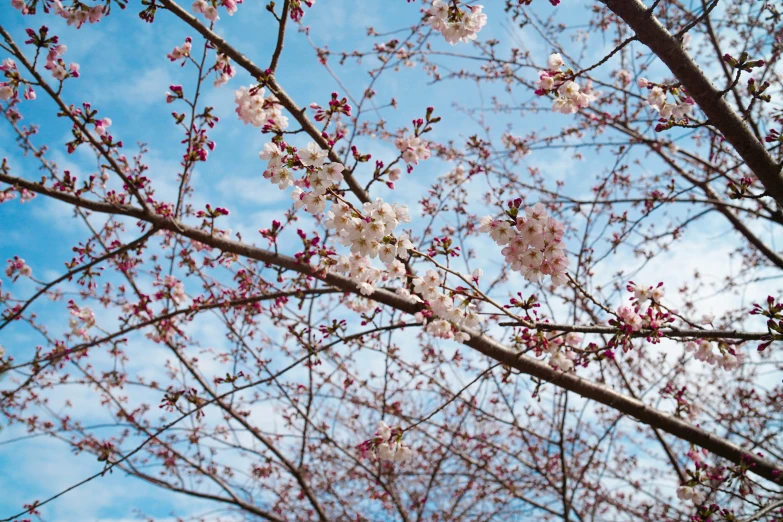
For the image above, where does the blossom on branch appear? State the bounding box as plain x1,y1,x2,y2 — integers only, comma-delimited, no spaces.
235,86,289,130
534,54,599,114
424,0,487,45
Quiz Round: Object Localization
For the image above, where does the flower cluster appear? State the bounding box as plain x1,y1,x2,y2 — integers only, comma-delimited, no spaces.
5,256,32,279
154,276,188,305
628,281,665,307
326,200,413,297
48,1,104,28
545,332,582,372
685,339,743,370
259,141,343,200
480,202,569,287
235,86,288,131
357,421,413,463
258,140,414,294
412,269,483,342
607,282,677,352
534,54,598,114
638,79,695,121
676,485,706,505
325,199,412,258
394,134,431,165
616,306,643,331
68,301,96,341
333,253,406,296
44,43,79,81
192,0,242,21
0,58,22,101
212,53,235,87
425,1,487,45
94,117,112,137
167,37,192,64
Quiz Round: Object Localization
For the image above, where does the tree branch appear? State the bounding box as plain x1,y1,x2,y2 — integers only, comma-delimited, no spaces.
600,0,783,208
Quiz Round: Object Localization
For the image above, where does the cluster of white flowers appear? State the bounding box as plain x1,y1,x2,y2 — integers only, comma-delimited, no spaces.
192,0,220,21
213,53,235,87
425,0,487,45
235,86,289,130
167,37,192,64
0,59,19,101
69,305,96,341
676,485,706,505
94,117,112,137
0,345,6,361
44,44,79,81
479,203,569,287
639,80,694,119
333,253,402,296
412,269,483,342
535,54,599,114
327,199,412,256
394,135,431,165
5,257,32,278
154,275,188,305
630,282,664,305
259,141,345,211
258,140,415,296
327,202,413,296
545,332,581,372
51,1,103,28
685,339,742,370
616,306,643,331
616,69,632,86
374,421,413,463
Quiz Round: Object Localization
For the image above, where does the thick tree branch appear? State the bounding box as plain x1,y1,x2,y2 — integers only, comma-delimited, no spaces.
3,171,781,483
600,0,783,207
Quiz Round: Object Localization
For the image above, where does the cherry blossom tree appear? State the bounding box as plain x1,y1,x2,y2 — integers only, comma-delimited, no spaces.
1,0,783,520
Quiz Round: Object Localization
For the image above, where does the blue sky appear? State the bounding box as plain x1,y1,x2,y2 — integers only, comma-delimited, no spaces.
1,0,781,520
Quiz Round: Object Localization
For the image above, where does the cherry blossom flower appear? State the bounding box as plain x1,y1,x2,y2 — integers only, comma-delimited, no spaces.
425,1,487,45
51,1,102,28
362,421,414,463
167,37,192,63
685,340,743,370
617,306,643,331
10,0,28,13
676,485,706,505
394,135,431,165
299,142,328,168
646,85,695,120
0,84,13,101
154,276,188,305
548,53,565,70
212,53,235,87
44,44,79,82
235,86,288,130
549,349,575,372
534,54,599,114
94,117,112,137
5,256,32,279
68,302,96,341
480,203,569,287
192,0,220,22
